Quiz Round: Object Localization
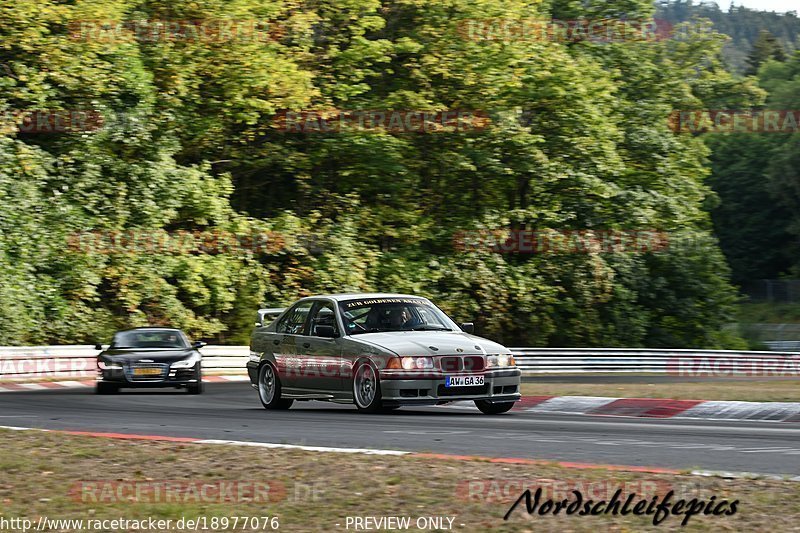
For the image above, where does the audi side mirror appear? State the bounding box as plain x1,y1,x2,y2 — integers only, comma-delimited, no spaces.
460,322,475,334
193,341,207,349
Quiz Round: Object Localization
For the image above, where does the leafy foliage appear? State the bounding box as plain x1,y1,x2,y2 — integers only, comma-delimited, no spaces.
0,0,761,347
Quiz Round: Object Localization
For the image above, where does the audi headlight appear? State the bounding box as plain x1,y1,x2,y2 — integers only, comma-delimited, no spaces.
171,353,201,369
97,359,122,370
487,354,515,368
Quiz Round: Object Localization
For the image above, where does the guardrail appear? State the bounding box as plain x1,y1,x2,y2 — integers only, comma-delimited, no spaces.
510,347,800,374
0,345,798,380
763,340,800,352
0,345,249,380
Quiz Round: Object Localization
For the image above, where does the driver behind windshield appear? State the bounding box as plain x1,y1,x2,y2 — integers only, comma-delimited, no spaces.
387,308,408,328
386,307,424,329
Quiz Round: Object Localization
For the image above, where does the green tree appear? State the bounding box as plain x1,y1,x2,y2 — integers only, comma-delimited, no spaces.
0,0,764,348
707,51,799,284
745,30,787,75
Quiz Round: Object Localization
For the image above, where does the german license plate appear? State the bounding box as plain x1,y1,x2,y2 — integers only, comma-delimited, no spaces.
445,375,484,387
133,367,162,376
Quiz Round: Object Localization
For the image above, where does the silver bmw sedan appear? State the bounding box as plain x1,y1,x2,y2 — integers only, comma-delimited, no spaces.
246,294,521,414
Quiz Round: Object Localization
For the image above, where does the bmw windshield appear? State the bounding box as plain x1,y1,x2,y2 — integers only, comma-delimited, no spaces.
338,298,456,335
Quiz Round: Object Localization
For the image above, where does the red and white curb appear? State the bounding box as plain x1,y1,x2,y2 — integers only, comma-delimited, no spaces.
2,380,799,423
0,375,249,392
445,395,800,422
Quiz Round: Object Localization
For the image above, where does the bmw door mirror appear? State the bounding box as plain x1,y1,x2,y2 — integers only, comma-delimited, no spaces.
460,322,474,334
315,325,338,338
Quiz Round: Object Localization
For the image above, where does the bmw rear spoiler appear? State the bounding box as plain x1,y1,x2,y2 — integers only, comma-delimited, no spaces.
256,308,285,327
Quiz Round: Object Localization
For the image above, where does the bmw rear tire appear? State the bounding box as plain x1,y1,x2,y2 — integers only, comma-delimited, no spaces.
258,363,293,410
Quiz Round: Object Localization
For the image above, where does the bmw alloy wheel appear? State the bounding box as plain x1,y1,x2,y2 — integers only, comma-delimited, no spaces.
258,363,293,410
353,363,382,412
259,364,276,404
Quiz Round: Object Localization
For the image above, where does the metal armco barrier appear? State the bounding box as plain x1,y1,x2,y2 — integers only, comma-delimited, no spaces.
1,346,799,380
0,345,250,380
764,340,800,352
510,347,800,374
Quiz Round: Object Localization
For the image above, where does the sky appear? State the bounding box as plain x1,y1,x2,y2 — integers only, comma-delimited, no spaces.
723,0,798,13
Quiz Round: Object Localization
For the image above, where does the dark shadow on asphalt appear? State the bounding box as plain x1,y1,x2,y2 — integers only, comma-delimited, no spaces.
260,405,488,417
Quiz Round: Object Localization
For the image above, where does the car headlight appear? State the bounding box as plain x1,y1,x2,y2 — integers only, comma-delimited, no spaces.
171,353,201,369
487,354,515,368
387,356,434,370
97,359,122,370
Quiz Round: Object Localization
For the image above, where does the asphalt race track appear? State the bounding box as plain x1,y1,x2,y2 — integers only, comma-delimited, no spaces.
1,383,798,477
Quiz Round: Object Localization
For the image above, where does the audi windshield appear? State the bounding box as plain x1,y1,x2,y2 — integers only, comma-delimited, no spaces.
111,330,189,349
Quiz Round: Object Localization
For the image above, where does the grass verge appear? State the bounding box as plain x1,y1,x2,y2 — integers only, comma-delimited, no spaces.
0,429,798,531
737,302,800,325
521,379,800,402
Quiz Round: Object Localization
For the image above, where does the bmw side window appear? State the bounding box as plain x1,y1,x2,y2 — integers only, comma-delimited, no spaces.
309,302,338,337
277,302,313,334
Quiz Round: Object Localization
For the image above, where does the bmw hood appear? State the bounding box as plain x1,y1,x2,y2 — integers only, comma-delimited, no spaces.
354,331,510,357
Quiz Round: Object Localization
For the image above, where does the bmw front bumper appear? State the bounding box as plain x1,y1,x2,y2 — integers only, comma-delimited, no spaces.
379,368,521,406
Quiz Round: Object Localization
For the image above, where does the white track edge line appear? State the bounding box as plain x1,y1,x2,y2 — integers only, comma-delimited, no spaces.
195,439,410,455
1,425,798,479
